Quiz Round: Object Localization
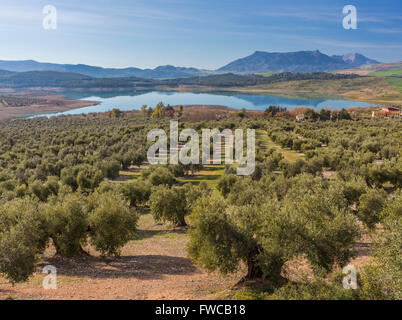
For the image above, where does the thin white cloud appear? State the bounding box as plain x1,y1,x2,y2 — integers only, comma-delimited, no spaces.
257,7,385,24
313,39,402,50
257,9,340,22
369,28,402,34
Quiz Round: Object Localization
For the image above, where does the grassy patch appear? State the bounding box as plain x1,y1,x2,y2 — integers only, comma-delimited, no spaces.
386,77,402,93
370,69,402,77
258,72,275,77
237,76,402,102
256,130,304,163
217,287,271,300
177,165,225,187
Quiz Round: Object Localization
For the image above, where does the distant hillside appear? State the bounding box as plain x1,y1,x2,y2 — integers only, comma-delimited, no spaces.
0,70,14,76
218,50,381,73
0,70,153,89
0,60,209,79
0,70,361,90
0,51,382,79
336,62,402,76
3,69,399,103
332,53,380,67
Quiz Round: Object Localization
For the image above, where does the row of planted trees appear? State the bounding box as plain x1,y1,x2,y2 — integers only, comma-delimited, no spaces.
0,161,206,284
192,172,400,299
0,114,400,299
135,164,400,299
0,188,137,283
143,116,401,298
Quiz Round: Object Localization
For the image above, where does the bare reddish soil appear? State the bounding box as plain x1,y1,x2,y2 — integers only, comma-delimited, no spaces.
0,92,98,120
0,213,242,300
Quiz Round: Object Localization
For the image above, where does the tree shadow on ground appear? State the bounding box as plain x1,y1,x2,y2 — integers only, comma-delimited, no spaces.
0,288,16,295
133,228,187,240
200,166,224,172
354,241,373,257
38,254,198,280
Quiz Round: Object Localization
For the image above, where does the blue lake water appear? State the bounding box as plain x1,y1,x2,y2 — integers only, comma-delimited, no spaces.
34,91,377,117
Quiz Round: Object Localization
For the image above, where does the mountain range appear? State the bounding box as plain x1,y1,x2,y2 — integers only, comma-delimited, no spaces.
0,60,210,79
0,50,380,79
218,50,380,73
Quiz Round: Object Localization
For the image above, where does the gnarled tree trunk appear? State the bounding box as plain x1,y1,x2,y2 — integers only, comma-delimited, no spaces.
246,244,264,279
245,244,286,286
176,216,187,227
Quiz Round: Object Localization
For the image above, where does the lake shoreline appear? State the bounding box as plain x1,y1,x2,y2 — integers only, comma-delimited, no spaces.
1,89,380,120
3,82,394,105
0,92,99,120
156,86,396,105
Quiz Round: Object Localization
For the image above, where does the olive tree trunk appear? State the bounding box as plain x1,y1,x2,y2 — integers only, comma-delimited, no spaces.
245,245,285,286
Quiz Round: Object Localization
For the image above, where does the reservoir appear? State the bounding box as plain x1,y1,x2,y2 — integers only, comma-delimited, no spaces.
34,90,377,117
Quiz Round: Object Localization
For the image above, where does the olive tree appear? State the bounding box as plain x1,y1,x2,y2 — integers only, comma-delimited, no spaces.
88,191,138,257
337,176,368,207
99,160,121,180
0,197,48,283
358,188,387,230
150,183,208,227
188,176,360,285
132,149,146,168
360,195,401,299
44,193,88,257
147,166,176,187
182,182,211,213
61,165,104,192
217,174,237,197
120,180,151,207
150,185,188,226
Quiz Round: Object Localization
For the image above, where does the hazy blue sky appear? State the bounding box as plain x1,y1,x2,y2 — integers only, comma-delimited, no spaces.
1,0,401,69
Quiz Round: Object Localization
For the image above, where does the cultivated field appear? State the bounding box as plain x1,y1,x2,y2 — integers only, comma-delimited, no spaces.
0,105,402,299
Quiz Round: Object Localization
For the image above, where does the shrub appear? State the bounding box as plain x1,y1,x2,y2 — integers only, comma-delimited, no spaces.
150,185,188,226
304,157,323,175
168,164,186,177
227,177,265,206
99,160,121,180
44,176,60,196
182,182,211,213
360,196,401,299
217,174,237,197
88,191,138,257
61,165,104,192
0,197,48,283
357,189,387,230
337,176,367,207
132,150,146,168
269,278,359,300
120,180,151,207
44,193,88,257
29,180,51,201
96,180,119,194
0,229,40,284
60,168,78,191
279,159,306,178
147,167,176,187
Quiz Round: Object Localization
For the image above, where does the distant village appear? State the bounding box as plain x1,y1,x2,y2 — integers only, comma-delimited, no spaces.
371,106,401,118
295,105,401,121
